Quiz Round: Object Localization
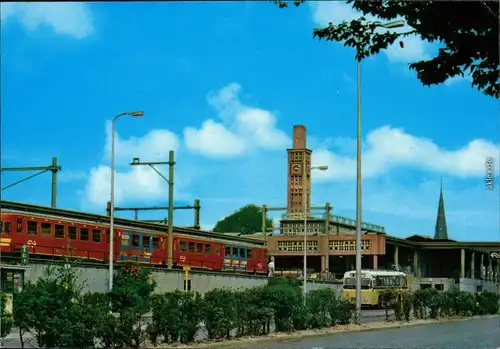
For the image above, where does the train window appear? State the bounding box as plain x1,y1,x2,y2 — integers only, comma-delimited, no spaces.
215,245,221,256
247,249,253,259
225,246,231,256
180,240,187,251
3,222,11,233
121,234,130,247
233,248,238,257
55,224,65,239
105,230,110,243
41,223,52,236
80,228,89,241
16,218,23,233
205,244,211,254
68,226,77,240
152,237,160,249
132,234,141,247
27,221,37,235
239,249,245,258
196,243,202,253
92,229,101,243
143,235,151,248
188,242,195,252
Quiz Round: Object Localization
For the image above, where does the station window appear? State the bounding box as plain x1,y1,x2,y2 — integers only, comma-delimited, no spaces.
143,235,151,249
27,221,37,235
196,243,202,253
225,246,231,256
3,222,11,233
152,237,160,249
247,249,253,259
55,224,65,239
41,222,52,236
68,226,77,240
215,245,221,256
188,242,195,252
132,234,141,247
180,240,187,252
92,229,101,243
205,244,211,255
16,218,23,233
80,228,89,241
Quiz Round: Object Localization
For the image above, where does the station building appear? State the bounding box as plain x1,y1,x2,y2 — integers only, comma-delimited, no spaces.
246,125,499,292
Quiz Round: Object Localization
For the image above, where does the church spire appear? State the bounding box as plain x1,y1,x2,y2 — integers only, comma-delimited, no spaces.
434,178,448,240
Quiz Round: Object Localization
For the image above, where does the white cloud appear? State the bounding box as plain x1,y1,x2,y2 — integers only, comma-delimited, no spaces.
312,126,499,181
183,83,290,157
82,123,181,207
104,121,180,164
309,2,432,64
1,2,93,39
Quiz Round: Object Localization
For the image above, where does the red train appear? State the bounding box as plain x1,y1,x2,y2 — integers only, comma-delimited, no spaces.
0,209,268,274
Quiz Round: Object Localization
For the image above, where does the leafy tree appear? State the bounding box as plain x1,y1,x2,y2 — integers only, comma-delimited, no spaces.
213,204,273,235
273,0,499,98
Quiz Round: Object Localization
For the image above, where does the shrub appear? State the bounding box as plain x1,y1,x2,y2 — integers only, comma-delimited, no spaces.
201,289,237,340
235,286,273,336
0,292,13,340
265,277,303,332
475,291,499,315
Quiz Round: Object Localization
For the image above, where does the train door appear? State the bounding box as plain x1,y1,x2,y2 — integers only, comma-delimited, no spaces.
237,247,248,271
223,244,233,270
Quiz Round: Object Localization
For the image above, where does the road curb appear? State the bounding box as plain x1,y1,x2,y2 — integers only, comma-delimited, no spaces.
159,314,499,348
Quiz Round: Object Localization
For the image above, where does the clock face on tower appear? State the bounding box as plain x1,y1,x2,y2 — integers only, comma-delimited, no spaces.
291,163,302,175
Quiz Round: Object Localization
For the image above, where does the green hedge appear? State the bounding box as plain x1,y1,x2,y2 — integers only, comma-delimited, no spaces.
4,264,499,348
380,287,499,321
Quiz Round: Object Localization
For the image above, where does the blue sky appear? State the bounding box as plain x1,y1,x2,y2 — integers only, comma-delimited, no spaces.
1,2,499,241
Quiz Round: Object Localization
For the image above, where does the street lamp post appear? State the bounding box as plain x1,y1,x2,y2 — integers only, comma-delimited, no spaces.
303,163,328,304
109,110,144,292
354,19,405,323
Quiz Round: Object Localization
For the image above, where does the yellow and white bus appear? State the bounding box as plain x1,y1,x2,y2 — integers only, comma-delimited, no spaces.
341,269,408,308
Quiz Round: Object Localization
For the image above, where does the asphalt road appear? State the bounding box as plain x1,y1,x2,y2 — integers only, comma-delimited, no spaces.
237,316,500,348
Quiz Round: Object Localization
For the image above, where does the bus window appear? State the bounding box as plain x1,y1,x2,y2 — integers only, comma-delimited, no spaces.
180,241,187,252
152,237,160,249
16,218,22,233
68,226,77,240
196,243,202,253
205,244,211,255
225,246,231,256
41,222,52,236
27,221,37,235
188,242,195,252
80,228,89,241
55,224,65,239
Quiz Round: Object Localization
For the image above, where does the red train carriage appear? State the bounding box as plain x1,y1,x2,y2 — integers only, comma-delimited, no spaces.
0,210,268,274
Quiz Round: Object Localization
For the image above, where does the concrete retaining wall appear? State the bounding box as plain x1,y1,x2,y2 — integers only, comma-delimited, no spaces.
22,263,342,294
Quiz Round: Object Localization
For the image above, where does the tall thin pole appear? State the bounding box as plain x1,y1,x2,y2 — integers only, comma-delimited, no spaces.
355,59,363,324
109,117,117,292
303,152,307,305
51,157,58,208
167,150,175,269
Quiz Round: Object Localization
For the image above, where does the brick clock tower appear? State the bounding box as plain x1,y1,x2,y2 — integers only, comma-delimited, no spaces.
287,125,312,217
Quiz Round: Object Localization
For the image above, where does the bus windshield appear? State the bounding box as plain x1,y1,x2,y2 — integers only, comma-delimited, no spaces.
343,277,372,290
